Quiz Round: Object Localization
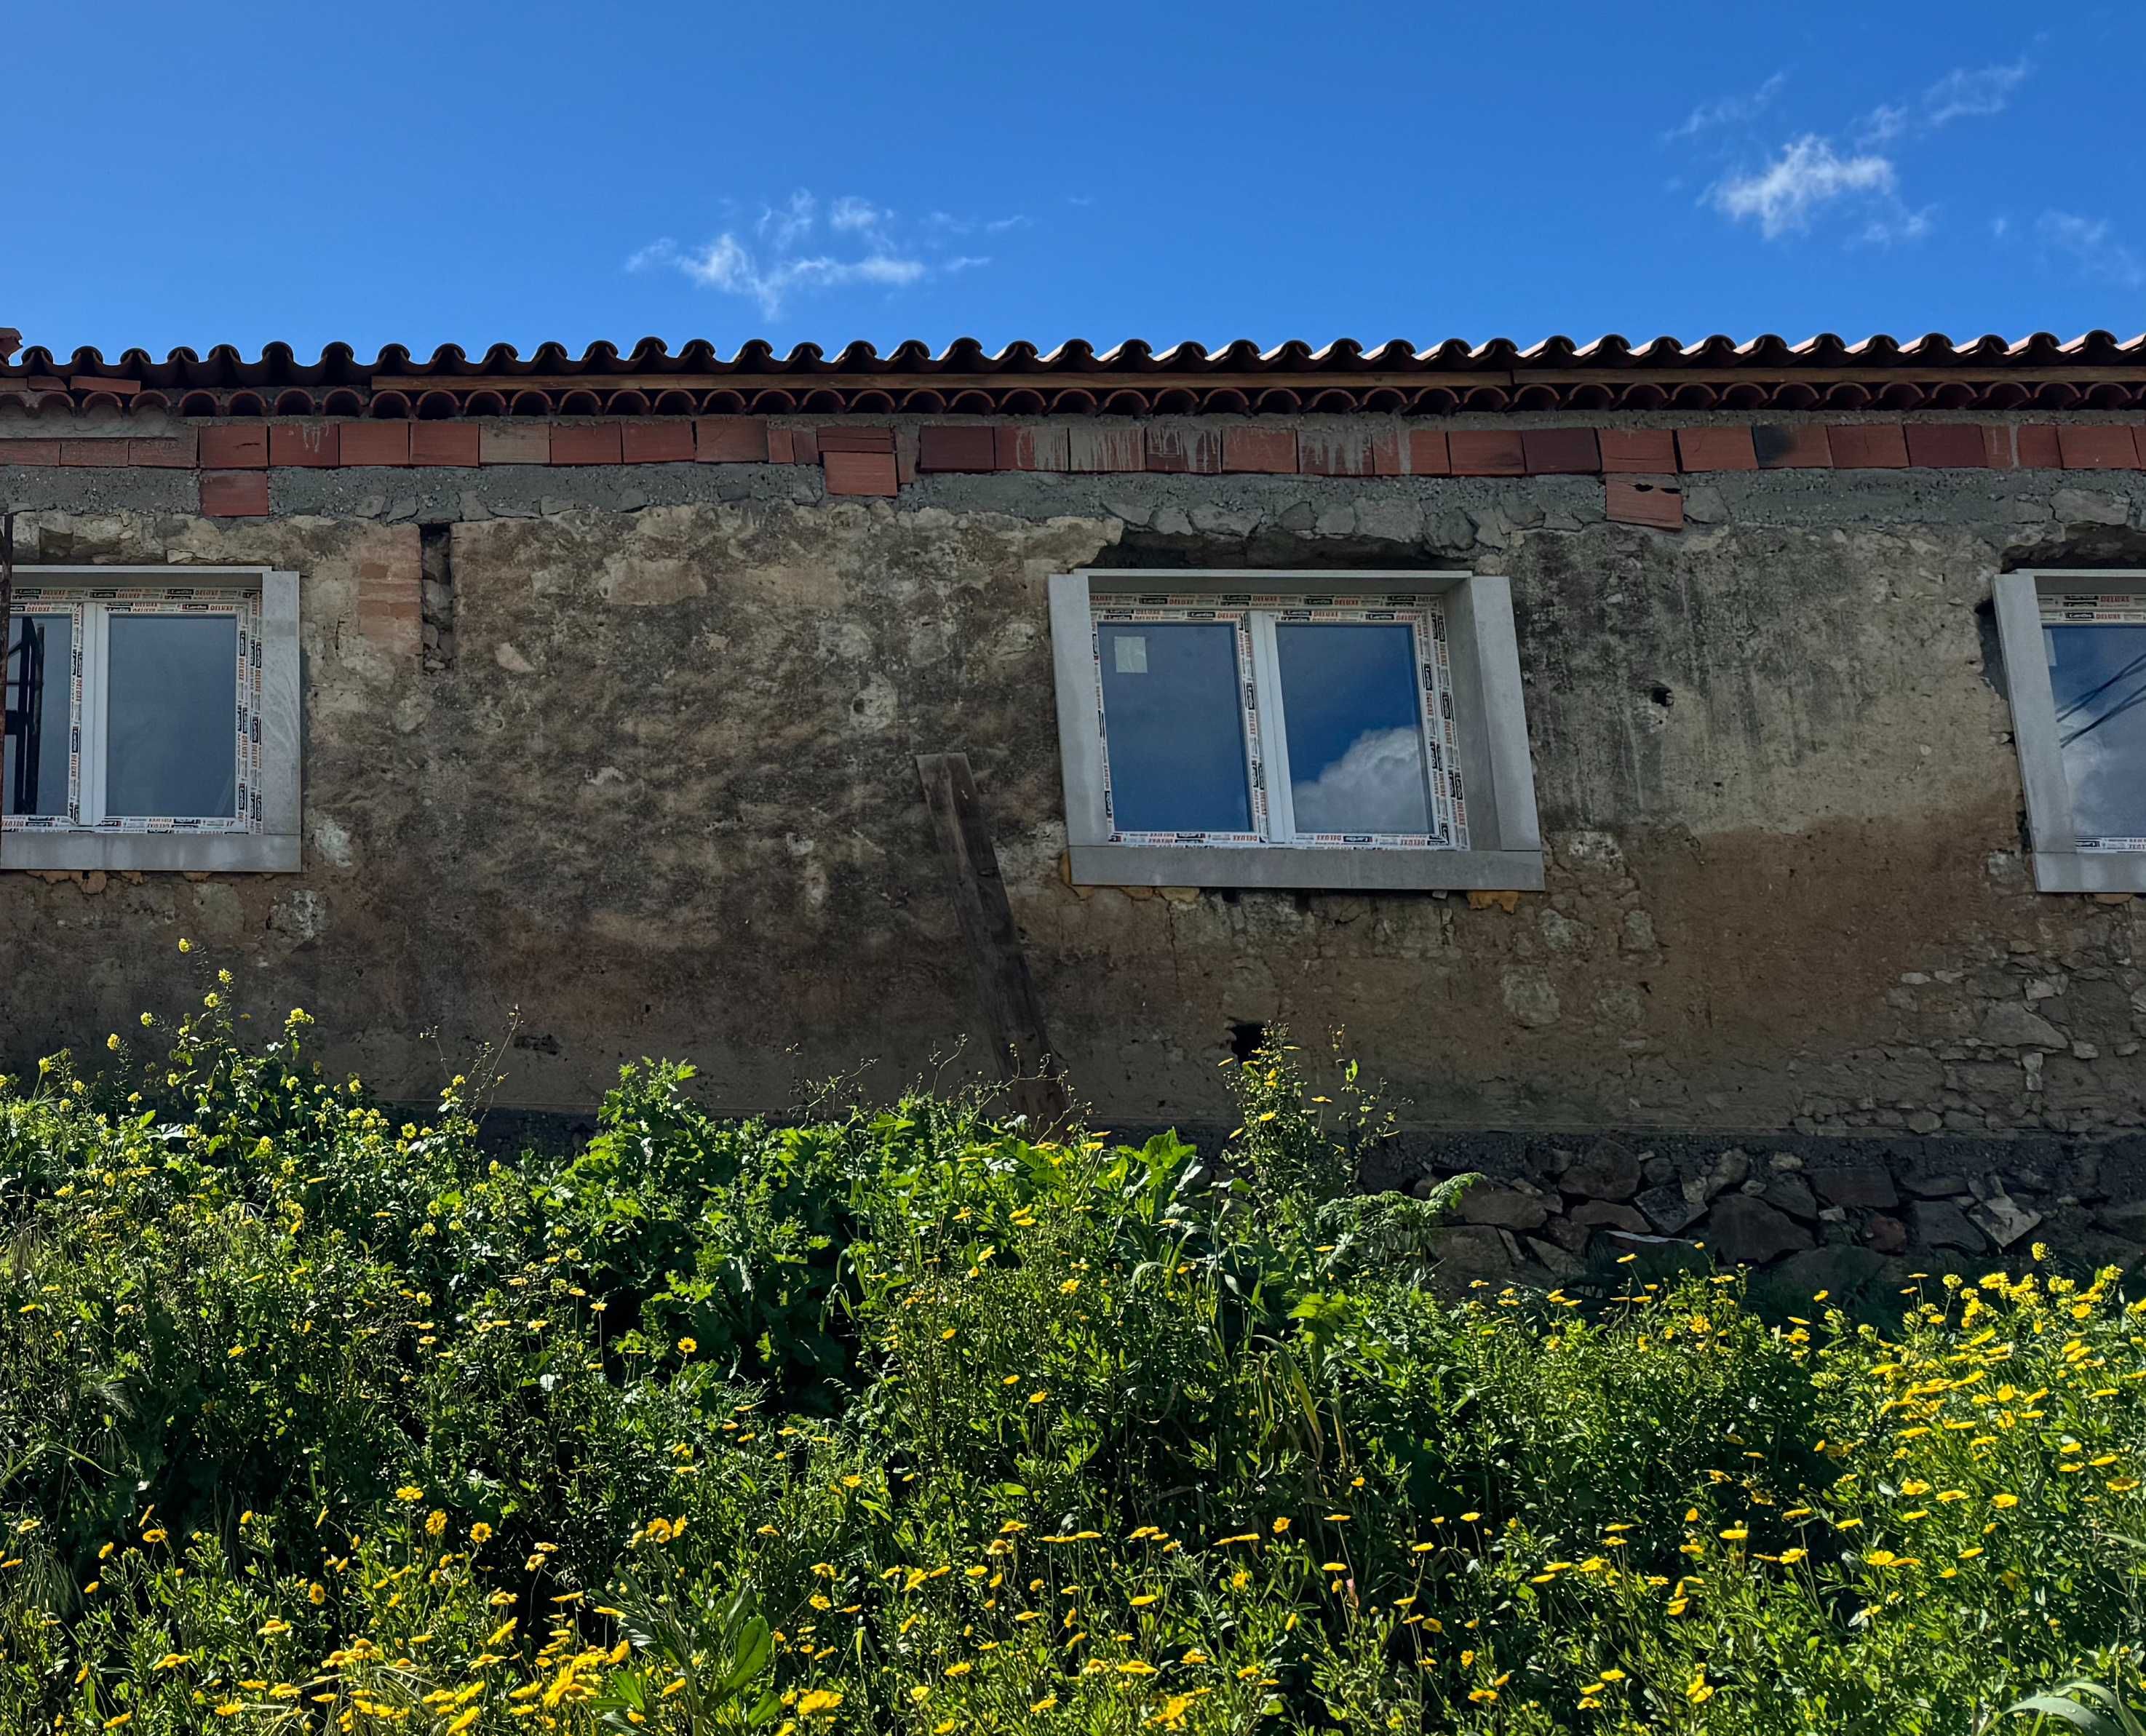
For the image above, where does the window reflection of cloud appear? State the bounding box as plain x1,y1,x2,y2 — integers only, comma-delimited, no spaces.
1290,726,1430,833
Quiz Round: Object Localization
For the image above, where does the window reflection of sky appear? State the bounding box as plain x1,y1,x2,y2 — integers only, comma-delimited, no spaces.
2048,622,2146,839
1096,621,1252,834
1274,624,1431,834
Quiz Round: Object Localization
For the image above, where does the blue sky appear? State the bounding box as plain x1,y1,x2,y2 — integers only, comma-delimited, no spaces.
5,1,2142,358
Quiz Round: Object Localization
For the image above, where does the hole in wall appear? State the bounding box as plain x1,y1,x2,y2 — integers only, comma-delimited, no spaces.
1228,1021,1268,1063
419,523,456,673
1649,684,1674,709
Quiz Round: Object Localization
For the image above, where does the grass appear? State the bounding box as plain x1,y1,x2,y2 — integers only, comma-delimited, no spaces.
2,952,2145,1732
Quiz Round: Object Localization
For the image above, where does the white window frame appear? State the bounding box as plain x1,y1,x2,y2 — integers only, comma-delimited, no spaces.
1049,569,1543,891
1992,568,2146,894
4,567,300,873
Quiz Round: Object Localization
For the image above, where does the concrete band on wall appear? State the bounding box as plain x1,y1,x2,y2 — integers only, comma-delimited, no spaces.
4,410,2146,1286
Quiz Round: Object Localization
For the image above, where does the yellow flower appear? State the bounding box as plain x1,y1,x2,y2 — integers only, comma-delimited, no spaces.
472,1521,493,1544
106,1033,121,1052
258,1619,290,1637
395,1486,424,1502
178,939,192,953
677,1337,697,1356
797,1689,843,1716
1273,1517,1291,1533
426,1510,448,1537
1992,1494,2019,1509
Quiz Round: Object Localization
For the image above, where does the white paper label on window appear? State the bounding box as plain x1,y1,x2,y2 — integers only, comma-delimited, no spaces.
1113,634,1148,674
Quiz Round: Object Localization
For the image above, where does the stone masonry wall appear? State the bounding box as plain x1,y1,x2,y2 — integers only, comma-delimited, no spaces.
4,412,2146,1279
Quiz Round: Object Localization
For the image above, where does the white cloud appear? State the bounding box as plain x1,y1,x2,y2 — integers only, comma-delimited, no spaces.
627,190,1005,315
2038,210,2146,287
1921,60,2030,127
1664,71,1787,143
1858,58,2030,143
828,196,889,234
1710,136,1896,239
1289,728,1431,835
1861,204,1936,246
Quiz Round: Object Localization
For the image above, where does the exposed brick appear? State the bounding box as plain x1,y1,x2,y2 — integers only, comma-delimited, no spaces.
766,426,798,464
479,422,551,465
355,551,422,658
1145,422,1223,474
1522,427,1602,474
694,418,768,463
2016,424,2062,469
269,423,340,467
790,427,819,466
995,423,1070,471
1752,426,1833,469
1369,425,1403,477
410,423,482,466
200,471,270,517
1903,424,1990,469
1605,477,1683,530
1977,426,2018,469
895,426,918,487
619,421,694,464
1222,426,1298,474
129,432,199,468
1827,424,1909,469
1068,425,1146,473
342,422,413,466
1299,426,1383,477
1405,429,1451,475
916,425,999,472
69,374,141,397
1448,430,1526,476
818,426,895,453
0,439,62,466
1675,427,1757,471
60,439,131,466
1597,429,1677,473
824,450,899,497
199,424,269,469
550,424,622,466
2057,425,2142,470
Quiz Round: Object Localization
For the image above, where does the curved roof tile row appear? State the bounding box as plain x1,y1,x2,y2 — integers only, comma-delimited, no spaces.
7,334,2146,416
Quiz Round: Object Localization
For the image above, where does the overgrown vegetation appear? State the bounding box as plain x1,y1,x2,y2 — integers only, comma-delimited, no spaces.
4,956,2146,1732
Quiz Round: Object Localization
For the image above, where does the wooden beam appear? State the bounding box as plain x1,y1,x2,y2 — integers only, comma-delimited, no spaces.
915,752,1070,1132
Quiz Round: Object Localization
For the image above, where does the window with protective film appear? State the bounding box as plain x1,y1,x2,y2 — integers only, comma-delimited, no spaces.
1992,570,2146,895
2,569,301,872
1050,570,1541,891
1090,594,1464,848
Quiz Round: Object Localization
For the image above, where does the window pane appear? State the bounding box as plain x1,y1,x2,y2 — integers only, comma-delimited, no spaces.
1274,623,1432,835
1096,621,1253,835
105,615,239,819
2048,621,2146,840
4,614,73,817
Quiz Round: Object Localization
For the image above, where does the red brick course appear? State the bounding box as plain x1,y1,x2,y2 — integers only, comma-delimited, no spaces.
199,425,269,469
200,471,270,517
341,422,412,466
1606,477,1683,530
824,450,899,497
1827,424,1909,469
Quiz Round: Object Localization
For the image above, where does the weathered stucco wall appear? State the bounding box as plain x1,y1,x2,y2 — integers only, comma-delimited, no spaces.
4,422,2145,1170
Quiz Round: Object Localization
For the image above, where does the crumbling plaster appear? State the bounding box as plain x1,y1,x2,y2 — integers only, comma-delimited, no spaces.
2,438,2144,1150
